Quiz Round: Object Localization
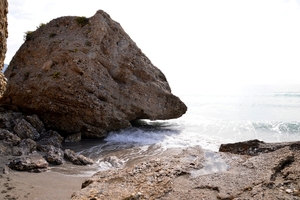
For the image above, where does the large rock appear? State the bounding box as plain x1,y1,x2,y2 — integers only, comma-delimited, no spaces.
0,0,8,97
64,149,94,165
1,10,187,138
219,139,300,155
7,155,48,172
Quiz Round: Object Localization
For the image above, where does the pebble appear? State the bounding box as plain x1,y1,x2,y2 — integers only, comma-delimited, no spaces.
285,189,293,194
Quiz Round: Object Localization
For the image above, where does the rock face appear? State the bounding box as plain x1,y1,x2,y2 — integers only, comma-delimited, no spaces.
0,0,8,96
0,10,187,138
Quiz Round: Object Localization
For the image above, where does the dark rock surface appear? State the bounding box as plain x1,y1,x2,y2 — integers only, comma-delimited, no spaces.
0,129,20,145
7,155,48,173
0,10,187,138
14,119,40,140
44,145,64,165
64,149,94,165
0,108,94,172
219,139,300,155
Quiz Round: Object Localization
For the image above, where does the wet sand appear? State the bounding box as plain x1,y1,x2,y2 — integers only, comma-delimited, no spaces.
0,154,88,200
0,170,87,200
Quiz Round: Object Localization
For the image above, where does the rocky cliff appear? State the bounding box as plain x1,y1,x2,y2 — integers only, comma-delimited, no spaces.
0,0,8,97
0,10,187,138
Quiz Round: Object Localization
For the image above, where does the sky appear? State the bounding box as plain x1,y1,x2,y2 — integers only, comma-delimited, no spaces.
5,0,300,94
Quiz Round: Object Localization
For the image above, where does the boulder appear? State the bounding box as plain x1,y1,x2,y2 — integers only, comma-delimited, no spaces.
37,130,63,149
0,10,187,138
25,114,45,133
44,145,64,165
13,119,40,140
0,129,21,145
7,155,48,172
0,109,23,131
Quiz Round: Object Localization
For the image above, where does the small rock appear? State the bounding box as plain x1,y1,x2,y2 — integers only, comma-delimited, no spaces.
19,139,37,154
64,149,93,165
101,156,123,168
64,149,81,165
3,165,9,174
286,188,293,194
77,155,94,165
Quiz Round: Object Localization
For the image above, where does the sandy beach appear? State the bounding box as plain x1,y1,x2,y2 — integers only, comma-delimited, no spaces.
0,163,87,200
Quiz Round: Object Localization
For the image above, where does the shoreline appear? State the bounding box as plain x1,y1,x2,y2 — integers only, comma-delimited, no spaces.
0,169,87,200
1,140,300,199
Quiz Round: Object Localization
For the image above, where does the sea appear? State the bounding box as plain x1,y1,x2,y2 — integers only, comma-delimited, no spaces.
52,84,300,175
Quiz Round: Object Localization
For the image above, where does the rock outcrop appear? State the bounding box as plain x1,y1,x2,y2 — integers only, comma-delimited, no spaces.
0,10,187,138
71,141,300,200
0,108,94,172
0,0,8,96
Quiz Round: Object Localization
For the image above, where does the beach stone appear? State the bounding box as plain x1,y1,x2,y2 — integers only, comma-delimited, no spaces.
44,145,64,165
64,149,82,165
0,10,187,138
0,129,20,146
7,155,48,172
64,149,93,165
77,154,94,165
100,156,124,168
0,110,23,131
37,130,63,149
25,114,45,133
16,138,37,155
12,139,37,156
13,119,40,140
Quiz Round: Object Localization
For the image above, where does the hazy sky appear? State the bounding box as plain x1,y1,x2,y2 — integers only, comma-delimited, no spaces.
6,0,300,94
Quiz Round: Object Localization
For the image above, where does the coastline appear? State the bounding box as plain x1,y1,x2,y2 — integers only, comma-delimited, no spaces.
1,140,300,199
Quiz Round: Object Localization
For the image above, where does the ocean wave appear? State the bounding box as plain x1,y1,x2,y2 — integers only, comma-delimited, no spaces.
274,93,300,98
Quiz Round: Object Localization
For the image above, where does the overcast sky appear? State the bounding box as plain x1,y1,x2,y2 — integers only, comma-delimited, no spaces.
6,0,300,94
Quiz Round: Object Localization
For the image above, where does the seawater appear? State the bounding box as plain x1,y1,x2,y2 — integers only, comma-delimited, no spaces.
59,84,300,174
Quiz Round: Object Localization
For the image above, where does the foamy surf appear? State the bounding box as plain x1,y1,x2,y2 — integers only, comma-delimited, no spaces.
53,84,300,175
